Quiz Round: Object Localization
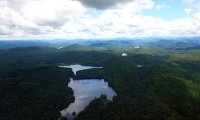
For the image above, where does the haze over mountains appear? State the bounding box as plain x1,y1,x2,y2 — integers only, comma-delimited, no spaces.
0,36,200,49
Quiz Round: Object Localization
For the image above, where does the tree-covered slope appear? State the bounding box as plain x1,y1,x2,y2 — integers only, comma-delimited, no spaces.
0,66,74,120
0,39,200,120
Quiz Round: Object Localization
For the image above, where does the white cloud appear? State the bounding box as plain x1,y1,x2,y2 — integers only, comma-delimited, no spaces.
155,4,169,10
193,11,200,19
184,8,192,14
0,0,86,39
22,0,86,27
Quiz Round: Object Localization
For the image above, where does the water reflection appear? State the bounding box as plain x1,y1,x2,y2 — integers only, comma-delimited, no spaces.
60,78,117,120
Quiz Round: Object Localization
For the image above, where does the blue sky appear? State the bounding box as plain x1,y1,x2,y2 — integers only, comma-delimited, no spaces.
0,0,199,40
143,0,189,20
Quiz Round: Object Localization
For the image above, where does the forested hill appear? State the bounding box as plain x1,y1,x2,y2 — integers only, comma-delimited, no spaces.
0,66,74,120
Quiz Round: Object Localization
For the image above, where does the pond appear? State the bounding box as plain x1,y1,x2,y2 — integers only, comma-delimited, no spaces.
59,64,102,75
60,78,117,120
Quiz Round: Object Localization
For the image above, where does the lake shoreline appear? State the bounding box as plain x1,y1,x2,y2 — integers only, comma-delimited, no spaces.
59,65,117,120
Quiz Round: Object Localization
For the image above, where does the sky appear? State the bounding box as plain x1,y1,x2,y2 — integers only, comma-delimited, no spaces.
0,0,200,40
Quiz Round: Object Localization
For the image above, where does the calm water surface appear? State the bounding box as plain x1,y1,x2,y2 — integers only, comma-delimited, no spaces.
60,78,117,120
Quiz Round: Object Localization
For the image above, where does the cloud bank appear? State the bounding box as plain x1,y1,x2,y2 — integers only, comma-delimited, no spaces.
0,0,199,40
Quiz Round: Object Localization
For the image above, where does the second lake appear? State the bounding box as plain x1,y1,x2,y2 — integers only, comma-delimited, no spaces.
60,78,117,120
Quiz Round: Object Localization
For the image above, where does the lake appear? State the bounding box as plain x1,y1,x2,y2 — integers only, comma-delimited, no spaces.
60,78,117,120
59,64,103,75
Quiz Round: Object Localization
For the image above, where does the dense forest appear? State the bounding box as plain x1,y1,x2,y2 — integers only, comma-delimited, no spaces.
0,66,74,120
0,39,200,120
